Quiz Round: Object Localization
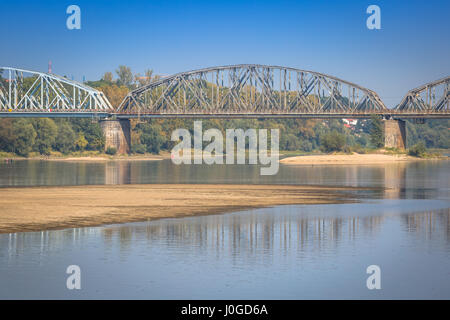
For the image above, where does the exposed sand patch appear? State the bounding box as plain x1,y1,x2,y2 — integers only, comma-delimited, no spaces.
0,184,361,233
280,153,426,165
50,156,166,162
51,156,110,162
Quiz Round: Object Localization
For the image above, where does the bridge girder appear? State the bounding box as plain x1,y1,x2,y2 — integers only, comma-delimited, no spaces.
395,76,450,114
0,67,112,114
117,64,388,116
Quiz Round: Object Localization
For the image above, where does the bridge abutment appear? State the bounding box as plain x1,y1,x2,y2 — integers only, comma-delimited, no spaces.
383,119,406,150
100,119,131,155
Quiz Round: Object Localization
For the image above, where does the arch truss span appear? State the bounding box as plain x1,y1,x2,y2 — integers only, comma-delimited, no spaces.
0,67,113,114
117,64,387,117
395,76,450,113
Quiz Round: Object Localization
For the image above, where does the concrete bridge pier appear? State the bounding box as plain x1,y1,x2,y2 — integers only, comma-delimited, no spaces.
100,119,131,154
383,119,406,150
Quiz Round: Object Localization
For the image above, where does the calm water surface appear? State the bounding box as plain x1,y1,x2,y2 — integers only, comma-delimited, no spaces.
0,159,449,299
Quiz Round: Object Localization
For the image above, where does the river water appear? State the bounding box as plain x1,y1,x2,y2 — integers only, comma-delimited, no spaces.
0,159,449,299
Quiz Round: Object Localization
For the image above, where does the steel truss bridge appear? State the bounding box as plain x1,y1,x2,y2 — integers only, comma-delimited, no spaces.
1,65,449,119
0,67,112,118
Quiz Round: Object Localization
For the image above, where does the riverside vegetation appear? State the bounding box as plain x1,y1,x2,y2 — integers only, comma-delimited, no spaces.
1,66,448,159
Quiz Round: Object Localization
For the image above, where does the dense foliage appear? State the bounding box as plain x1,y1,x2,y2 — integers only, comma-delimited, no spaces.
369,115,384,148
0,118,105,156
408,141,427,157
1,115,448,158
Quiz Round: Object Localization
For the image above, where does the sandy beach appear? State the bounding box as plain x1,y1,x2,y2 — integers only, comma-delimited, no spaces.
0,184,361,233
280,153,433,165
0,153,171,162
49,155,166,162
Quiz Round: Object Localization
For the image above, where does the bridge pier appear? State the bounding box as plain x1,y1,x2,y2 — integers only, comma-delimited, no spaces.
100,119,131,154
383,119,406,150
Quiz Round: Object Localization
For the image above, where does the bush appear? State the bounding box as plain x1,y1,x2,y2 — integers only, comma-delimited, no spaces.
300,140,313,152
131,144,146,154
408,142,426,157
55,122,76,154
283,134,301,151
135,122,164,154
320,130,346,153
105,147,117,155
32,118,57,155
13,119,37,156
343,145,352,154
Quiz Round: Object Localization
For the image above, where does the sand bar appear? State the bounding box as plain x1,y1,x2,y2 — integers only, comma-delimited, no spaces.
280,153,434,165
0,184,361,233
49,156,165,162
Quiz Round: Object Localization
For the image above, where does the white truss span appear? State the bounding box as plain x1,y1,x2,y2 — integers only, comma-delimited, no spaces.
0,67,112,113
118,64,388,116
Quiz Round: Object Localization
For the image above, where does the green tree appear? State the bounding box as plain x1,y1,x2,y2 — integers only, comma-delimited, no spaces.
283,133,301,151
408,141,426,157
55,122,76,154
105,147,117,155
135,122,164,154
102,72,113,83
32,118,57,155
356,134,369,147
370,115,384,148
300,140,313,152
69,119,105,151
0,119,15,152
131,144,146,154
83,122,105,151
320,130,346,153
12,119,37,156
116,65,133,87
75,132,88,151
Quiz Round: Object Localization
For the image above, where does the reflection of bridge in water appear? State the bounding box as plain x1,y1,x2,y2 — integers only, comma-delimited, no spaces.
3,206,449,261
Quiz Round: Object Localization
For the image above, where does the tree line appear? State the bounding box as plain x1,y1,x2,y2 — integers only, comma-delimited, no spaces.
1,114,448,158
0,118,104,156
127,117,449,155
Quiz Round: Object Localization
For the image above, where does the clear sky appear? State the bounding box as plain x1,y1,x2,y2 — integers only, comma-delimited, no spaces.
1,0,449,107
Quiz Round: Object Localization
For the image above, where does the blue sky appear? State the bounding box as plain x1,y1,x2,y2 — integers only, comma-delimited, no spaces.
0,0,449,107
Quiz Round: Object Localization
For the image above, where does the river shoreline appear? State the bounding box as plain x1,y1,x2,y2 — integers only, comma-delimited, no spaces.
0,184,365,234
0,153,170,162
280,153,446,165
1,150,447,164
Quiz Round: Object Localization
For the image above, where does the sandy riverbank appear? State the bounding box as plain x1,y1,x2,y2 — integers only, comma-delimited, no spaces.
49,155,167,162
280,153,442,165
0,154,170,162
0,184,362,234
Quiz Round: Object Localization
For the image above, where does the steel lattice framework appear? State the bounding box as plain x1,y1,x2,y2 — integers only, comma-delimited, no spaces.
0,65,448,119
117,64,388,118
0,67,112,116
394,76,450,114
